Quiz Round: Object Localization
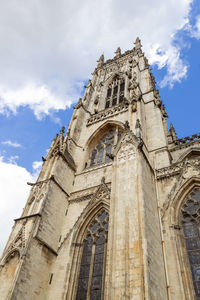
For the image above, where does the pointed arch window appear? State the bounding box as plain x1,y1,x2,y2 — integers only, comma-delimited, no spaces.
76,210,109,300
181,189,200,299
89,127,123,167
105,76,125,109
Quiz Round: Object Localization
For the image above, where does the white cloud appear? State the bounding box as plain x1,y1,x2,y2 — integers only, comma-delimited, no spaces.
0,83,75,119
0,157,45,255
8,155,19,164
0,0,195,117
1,140,22,147
188,15,200,39
32,160,43,181
0,157,32,255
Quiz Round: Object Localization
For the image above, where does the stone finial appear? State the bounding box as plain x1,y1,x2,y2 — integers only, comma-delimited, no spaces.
115,47,121,58
124,120,130,130
101,176,105,184
134,37,142,49
60,126,65,135
169,122,177,141
97,54,104,68
135,119,141,129
135,119,142,138
161,104,168,118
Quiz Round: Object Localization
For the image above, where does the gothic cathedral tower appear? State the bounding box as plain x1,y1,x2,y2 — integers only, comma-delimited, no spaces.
1,38,200,300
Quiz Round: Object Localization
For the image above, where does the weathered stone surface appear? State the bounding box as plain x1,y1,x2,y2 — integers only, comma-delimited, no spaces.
1,40,199,300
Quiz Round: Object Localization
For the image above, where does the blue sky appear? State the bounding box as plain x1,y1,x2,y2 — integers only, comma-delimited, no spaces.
0,0,200,254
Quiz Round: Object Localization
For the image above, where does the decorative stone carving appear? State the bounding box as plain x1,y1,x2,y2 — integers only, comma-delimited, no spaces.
87,102,129,126
1,223,26,265
157,158,200,181
144,57,149,69
149,71,156,90
156,164,182,179
161,104,168,118
97,54,104,68
135,119,142,138
58,181,111,251
25,181,48,216
69,193,93,204
116,131,138,162
115,47,121,58
117,142,136,162
160,158,200,217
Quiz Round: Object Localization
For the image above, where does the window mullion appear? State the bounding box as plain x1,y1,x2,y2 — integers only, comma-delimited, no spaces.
101,239,107,299
86,242,96,300
110,84,114,107
102,144,106,163
117,80,120,105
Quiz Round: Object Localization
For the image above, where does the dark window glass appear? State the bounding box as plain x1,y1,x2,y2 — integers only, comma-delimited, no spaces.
76,212,109,300
88,128,123,167
90,150,97,166
76,236,92,300
105,101,110,109
107,88,111,98
97,148,104,164
113,85,118,95
120,82,125,92
181,189,200,299
105,145,112,162
90,231,105,299
119,94,124,103
112,97,117,106
105,79,125,108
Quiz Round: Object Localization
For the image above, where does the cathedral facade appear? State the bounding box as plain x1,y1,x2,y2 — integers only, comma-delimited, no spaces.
1,38,200,300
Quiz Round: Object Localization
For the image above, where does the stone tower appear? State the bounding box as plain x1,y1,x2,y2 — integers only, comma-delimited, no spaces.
1,38,200,300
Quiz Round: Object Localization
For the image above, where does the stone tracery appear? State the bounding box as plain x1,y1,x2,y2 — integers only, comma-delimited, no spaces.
89,126,123,167
181,189,200,299
76,210,109,300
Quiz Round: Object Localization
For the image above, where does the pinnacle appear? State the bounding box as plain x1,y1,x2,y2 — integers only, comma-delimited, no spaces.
134,37,142,48
115,47,121,58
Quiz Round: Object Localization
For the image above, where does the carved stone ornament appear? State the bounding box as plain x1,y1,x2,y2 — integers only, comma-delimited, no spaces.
160,158,200,217
116,132,138,163
87,102,129,126
1,223,26,265
117,142,136,162
58,181,110,251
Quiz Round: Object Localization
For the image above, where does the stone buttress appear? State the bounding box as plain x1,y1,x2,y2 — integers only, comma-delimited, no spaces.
1,38,200,300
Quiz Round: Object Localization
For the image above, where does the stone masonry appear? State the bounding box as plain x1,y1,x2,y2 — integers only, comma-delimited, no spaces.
1,38,200,300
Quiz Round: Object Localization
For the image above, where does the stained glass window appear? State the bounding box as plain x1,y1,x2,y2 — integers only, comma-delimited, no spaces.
89,127,123,167
76,210,109,300
181,189,200,299
105,76,125,108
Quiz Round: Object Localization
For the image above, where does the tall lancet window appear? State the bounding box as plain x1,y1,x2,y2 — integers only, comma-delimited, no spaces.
105,76,125,109
76,210,109,300
181,189,200,299
89,126,123,167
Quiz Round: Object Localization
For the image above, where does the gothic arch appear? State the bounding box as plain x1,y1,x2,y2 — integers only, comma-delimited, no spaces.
166,177,200,225
1,248,21,267
65,183,110,300
86,120,125,147
104,71,125,85
174,147,200,164
0,249,20,299
83,121,125,169
167,177,200,300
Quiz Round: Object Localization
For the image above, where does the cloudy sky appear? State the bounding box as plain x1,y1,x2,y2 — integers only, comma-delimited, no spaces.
0,0,200,254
